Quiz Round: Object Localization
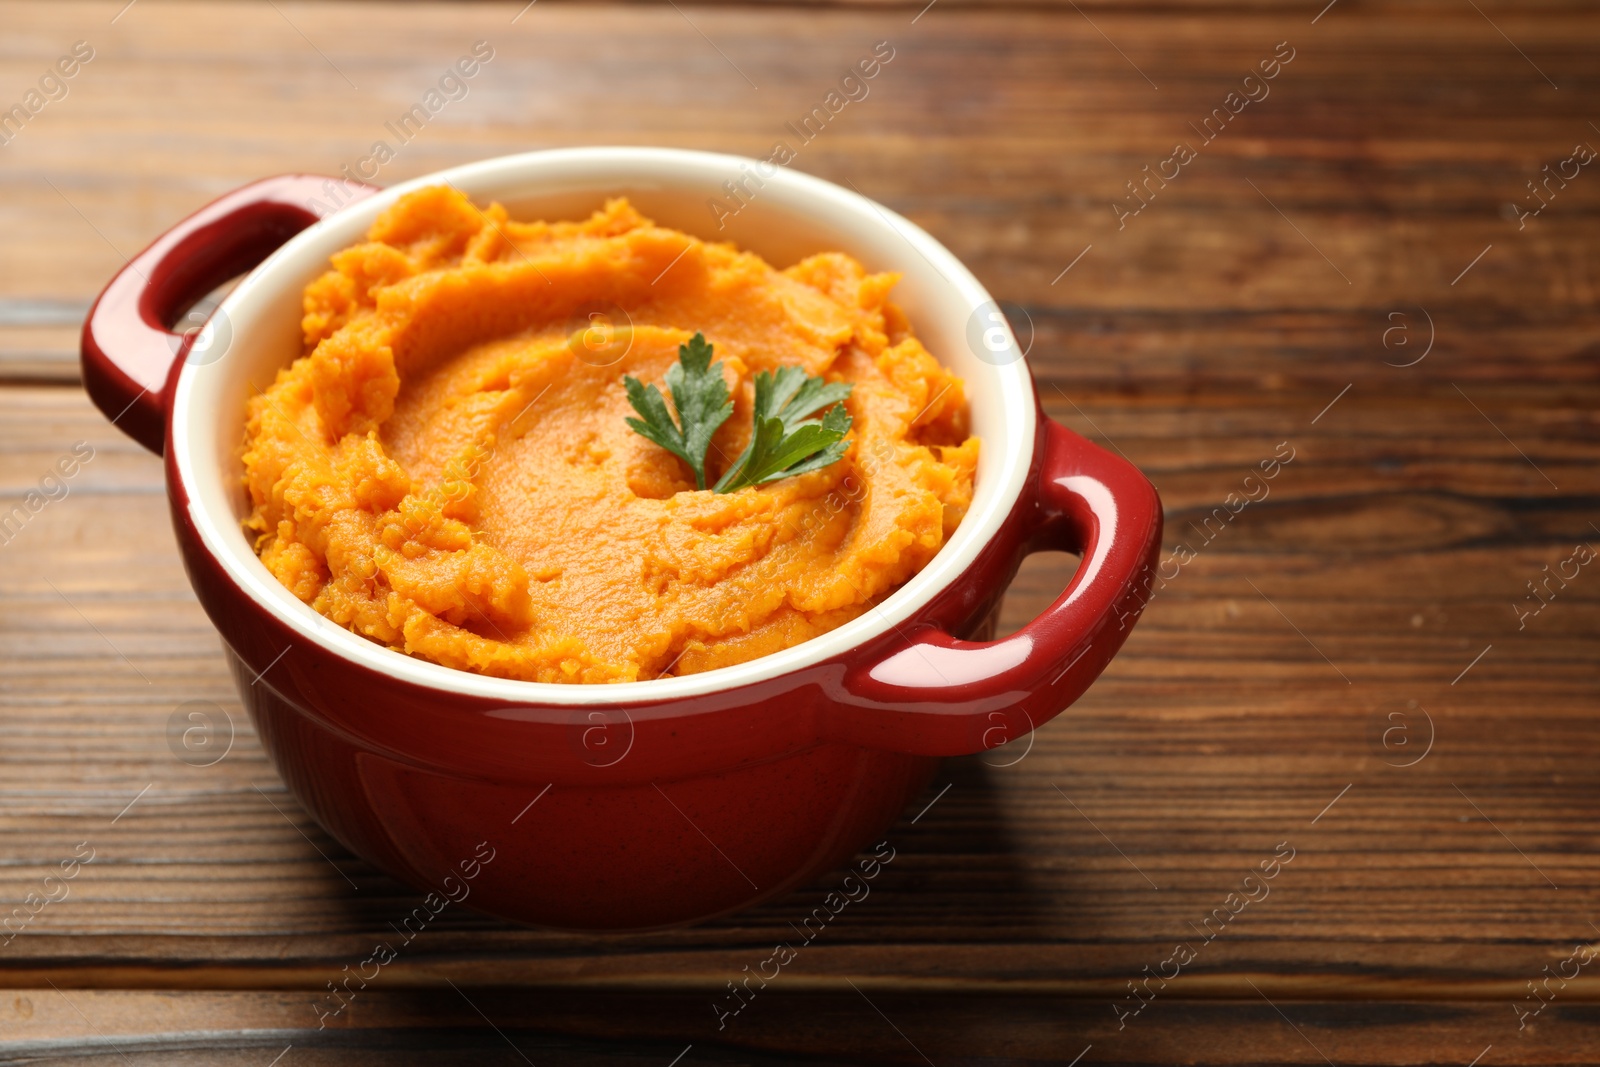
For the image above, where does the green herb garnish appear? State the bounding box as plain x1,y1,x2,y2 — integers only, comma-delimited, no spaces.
713,365,853,492
624,333,853,494
624,333,732,490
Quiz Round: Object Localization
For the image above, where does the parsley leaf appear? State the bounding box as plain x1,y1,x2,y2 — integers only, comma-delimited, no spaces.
713,365,854,493
623,332,732,490
624,335,855,494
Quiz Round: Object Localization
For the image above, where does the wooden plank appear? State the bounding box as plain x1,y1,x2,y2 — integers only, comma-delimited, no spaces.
3,991,1600,1067
0,299,83,383
1,4,1595,307
6,2,1597,379
2,989,1600,1066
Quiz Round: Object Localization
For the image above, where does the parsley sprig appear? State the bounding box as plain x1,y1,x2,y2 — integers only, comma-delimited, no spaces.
624,333,853,494
713,365,853,492
623,333,731,490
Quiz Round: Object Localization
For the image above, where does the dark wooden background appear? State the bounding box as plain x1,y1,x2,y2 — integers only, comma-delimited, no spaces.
1,0,1597,1063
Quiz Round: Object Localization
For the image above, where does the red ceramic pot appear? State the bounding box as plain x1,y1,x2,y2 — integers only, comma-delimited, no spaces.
81,149,1162,931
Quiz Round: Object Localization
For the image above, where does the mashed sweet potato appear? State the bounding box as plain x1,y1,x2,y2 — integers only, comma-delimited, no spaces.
243,187,978,683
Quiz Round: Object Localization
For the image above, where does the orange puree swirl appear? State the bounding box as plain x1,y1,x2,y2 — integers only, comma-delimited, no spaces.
243,187,978,683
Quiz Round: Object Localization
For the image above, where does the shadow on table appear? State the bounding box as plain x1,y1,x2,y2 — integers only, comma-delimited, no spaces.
735,752,1052,945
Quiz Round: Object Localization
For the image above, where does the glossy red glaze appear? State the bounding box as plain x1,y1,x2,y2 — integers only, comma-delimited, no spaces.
81,175,376,455
83,171,1163,931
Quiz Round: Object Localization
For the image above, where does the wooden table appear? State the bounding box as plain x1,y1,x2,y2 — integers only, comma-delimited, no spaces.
2,1,1597,1062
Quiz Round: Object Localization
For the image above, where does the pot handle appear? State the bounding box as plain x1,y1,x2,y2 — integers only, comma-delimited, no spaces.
80,174,379,455
834,416,1163,756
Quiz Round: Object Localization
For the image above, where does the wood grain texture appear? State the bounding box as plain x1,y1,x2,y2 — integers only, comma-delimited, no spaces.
0,0,1597,1063
4,989,1600,1066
